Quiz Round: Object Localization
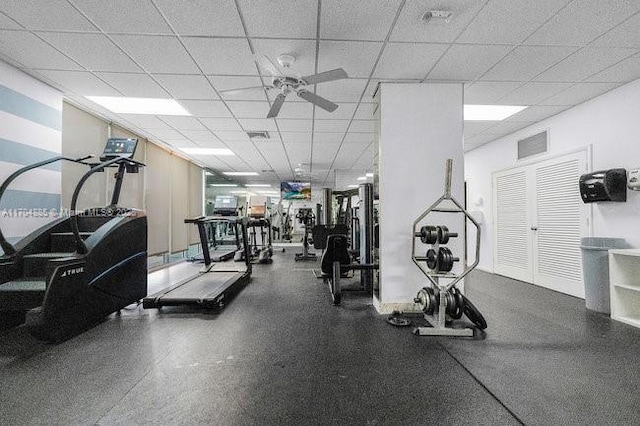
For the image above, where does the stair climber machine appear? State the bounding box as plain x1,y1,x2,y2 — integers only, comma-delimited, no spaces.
246,198,273,264
143,215,251,310
294,207,316,261
0,138,147,342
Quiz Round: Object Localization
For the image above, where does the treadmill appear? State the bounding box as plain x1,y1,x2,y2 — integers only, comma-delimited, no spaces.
143,216,251,309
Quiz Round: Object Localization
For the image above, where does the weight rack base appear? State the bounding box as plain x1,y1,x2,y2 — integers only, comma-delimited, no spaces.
413,326,474,337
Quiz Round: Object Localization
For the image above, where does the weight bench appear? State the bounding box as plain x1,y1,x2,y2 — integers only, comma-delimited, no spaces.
320,234,379,305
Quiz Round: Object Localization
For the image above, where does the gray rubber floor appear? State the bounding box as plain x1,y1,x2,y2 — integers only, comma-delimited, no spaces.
1,250,639,425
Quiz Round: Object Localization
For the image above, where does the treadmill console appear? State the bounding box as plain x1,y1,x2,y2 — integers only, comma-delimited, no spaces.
213,196,238,216
101,138,138,161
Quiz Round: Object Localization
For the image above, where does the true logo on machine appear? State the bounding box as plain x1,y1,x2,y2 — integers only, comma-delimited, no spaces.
60,267,84,278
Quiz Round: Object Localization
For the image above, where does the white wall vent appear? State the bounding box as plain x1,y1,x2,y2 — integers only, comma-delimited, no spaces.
518,131,547,160
247,131,270,139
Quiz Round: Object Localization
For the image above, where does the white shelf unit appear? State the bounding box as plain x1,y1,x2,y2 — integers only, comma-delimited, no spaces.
609,249,640,329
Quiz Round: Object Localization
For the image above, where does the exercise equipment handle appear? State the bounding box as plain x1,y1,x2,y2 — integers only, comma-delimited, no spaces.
444,158,453,198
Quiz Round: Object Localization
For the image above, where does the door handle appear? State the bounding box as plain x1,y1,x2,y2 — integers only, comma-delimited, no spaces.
530,226,538,231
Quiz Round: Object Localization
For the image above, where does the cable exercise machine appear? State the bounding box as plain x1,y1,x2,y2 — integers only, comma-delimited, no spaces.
294,207,317,261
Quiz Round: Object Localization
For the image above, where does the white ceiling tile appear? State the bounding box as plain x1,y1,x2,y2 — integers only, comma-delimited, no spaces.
314,120,350,133
313,142,340,161
237,118,278,132
154,0,244,37
177,130,217,143
118,114,174,129
200,118,243,132
226,101,270,118
1,0,97,31
507,105,570,121
281,132,312,144
209,76,267,101
318,41,382,79
540,82,621,105
525,0,640,46
110,35,199,74
534,47,638,82
592,13,640,48
211,131,250,142
480,46,578,81
163,139,200,149
463,81,523,104
0,30,82,70
392,0,486,43
179,100,232,117
0,12,20,29
344,132,375,144
39,32,141,73
374,43,448,79
277,100,313,119
237,0,317,38
481,121,535,136
316,79,368,103
315,102,357,120
95,72,169,97
322,0,402,41
158,116,207,131
353,103,377,120
364,78,421,100
457,0,570,44
497,82,573,105
427,44,512,81
314,133,344,143
276,119,313,132
464,121,498,137
36,70,120,95
182,37,255,75
464,134,500,150
349,120,375,132
146,128,184,139
586,53,640,82
252,39,316,77
75,0,172,34
153,74,217,100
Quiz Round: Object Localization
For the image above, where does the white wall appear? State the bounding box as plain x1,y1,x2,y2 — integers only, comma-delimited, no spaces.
378,83,464,307
0,60,62,251
465,78,640,272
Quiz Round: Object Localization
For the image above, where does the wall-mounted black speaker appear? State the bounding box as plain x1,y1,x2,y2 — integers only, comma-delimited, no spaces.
579,169,627,203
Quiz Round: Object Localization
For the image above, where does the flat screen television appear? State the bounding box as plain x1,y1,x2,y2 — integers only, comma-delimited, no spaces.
281,181,311,200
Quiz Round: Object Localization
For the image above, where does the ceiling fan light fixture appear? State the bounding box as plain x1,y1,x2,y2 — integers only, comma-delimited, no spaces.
277,54,295,69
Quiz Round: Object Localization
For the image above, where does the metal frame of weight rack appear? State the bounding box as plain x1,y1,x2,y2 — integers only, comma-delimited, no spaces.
411,159,481,337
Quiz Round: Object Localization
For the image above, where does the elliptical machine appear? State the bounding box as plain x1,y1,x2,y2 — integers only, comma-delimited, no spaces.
294,208,316,261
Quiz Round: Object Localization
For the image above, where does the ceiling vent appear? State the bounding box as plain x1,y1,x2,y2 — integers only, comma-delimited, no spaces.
247,131,270,140
517,131,548,160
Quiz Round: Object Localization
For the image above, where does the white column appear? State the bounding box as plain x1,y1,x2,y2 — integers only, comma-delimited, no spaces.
376,83,464,312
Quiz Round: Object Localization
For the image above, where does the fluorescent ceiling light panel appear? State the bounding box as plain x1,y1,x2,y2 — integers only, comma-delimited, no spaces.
86,96,191,115
464,104,527,121
357,176,366,181
348,184,359,188
224,171,259,176
257,190,279,194
245,184,271,187
209,184,238,187
181,148,234,156
230,190,256,195
366,173,374,177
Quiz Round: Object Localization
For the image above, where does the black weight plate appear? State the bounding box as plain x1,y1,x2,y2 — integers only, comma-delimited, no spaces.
462,294,487,330
437,225,449,244
426,249,438,270
450,287,464,319
437,247,454,272
420,225,438,245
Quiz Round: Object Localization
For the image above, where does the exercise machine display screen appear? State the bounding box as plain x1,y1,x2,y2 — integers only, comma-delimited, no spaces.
101,138,138,160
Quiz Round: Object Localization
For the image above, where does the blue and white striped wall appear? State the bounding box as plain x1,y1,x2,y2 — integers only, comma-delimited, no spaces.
0,60,62,250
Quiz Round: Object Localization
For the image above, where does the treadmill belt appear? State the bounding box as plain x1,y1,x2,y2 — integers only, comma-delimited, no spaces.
143,271,246,308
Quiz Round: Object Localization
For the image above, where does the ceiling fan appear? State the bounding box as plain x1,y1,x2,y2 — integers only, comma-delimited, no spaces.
218,54,349,119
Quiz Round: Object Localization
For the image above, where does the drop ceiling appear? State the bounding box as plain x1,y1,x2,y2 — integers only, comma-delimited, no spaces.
1,0,639,190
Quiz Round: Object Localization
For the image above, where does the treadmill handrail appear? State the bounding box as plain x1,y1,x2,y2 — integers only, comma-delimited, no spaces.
0,155,93,256
70,156,146,255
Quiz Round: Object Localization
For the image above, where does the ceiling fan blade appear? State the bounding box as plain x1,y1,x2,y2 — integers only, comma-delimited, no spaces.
301,68,348,85
267,93,287,118
297,90,338,113
218,85,272,96
254,54,282,76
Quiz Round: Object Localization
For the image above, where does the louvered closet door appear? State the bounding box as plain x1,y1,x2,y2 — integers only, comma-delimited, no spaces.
493,169,534,283
532,152,587,297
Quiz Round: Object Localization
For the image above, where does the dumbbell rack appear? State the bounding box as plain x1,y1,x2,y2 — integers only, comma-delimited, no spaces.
411,159,481,337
